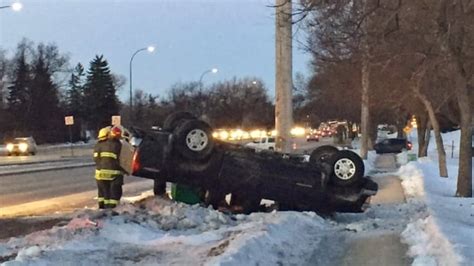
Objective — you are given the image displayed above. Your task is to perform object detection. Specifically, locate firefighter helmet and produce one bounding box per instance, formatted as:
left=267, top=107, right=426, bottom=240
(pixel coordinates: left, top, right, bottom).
left=98, top=126, right=111, bottom=140
left=110, top=126, right=122, bottom=139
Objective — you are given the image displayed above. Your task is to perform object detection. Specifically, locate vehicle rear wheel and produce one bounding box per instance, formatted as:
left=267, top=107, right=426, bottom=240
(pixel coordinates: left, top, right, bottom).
left=329, top=150, right=364, bottom=187
left=174, top=119, right=214, bottom=160
left=163, top=111, right=196, bottom=131
left=309, top=145, right=339, bottom=166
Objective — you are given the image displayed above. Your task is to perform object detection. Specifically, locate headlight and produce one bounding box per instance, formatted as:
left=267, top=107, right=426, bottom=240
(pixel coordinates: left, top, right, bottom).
left=19, top=143, right=28, bottom=152
left=6, top=143, right=14, bottom=151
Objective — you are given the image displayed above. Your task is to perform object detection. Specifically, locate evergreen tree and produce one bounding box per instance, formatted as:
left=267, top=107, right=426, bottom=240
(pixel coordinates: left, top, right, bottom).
left=66, top=63, right=85, bottom=116
left=83, top=55, right=120, bottom=131
left=8, top=48, right=31, bottom=131
left=0, top=49, right=9, bottom=110
left=28, top=46, right=62, bottom=140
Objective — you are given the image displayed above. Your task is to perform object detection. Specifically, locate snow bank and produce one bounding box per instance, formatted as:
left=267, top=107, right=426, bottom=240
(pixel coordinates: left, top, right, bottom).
left=396, top=131, right=473, bottom=266
left=0, top=198, right=329, bottom=265
left=208, top=212, right=327, bottom=265
left=397, top=162, right=425, bottom=199
left=402, top=216, right=460, bottom=266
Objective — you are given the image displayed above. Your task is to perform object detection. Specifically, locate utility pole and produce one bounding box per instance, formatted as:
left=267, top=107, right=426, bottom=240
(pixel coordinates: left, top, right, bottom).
left=360, top=0, right=370, bottom=159
left=275, top=0, right=293, bottom=153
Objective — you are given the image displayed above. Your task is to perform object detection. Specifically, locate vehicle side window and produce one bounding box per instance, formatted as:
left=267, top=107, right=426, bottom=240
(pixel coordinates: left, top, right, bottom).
left=268, top=137, right=275, bottom=143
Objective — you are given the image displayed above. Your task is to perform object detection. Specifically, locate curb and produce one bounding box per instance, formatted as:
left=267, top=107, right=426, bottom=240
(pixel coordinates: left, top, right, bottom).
left=0, top=159, right=71, bottom=167
left=0, top=162, right=95, bottom=176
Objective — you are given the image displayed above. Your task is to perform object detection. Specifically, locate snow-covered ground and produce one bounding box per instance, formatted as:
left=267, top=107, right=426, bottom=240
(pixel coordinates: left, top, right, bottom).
left=0, top=196, right=332, bottom=265
left=0, top=130, right=472, bottom=265
left=397, top=130, right=474, bottom=266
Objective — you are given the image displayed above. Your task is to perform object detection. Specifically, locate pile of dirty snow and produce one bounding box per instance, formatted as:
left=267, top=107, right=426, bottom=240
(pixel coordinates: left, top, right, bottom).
left=0, top=197, right=330, bottom=265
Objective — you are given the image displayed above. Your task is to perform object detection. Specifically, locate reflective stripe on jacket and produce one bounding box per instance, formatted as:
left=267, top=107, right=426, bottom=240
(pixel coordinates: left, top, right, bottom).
left=93, top=138, right=123, bottom=180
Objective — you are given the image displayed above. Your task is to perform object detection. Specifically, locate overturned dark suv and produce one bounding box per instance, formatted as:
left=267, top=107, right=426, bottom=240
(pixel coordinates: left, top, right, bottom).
left=129, top=112, right=378, bottom=213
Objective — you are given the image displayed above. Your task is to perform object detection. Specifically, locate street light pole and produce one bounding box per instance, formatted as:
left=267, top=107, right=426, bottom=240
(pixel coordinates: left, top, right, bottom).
left=129, top=46, right=154, bottom=125
left=198, top=68, right=218, bottom=90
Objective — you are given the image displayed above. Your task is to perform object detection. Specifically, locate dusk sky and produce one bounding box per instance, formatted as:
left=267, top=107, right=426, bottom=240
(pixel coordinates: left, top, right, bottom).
left=0, top=0, right=311, bottom=101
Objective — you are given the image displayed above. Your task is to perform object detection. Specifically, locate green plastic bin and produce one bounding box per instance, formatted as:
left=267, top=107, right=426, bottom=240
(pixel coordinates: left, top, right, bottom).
left=407, top=153, right=417, bottom=162
left=171, top=183, right=203, bottom=204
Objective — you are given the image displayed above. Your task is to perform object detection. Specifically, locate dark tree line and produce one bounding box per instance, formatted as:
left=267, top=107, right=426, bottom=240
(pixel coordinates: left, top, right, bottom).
left=120, top=77, right=275, bottom=130
left=1, top=39, right=275, bottom=145
left=0, top=39, right=121, bottom=143
left=293, top=0, right=473, bottom=197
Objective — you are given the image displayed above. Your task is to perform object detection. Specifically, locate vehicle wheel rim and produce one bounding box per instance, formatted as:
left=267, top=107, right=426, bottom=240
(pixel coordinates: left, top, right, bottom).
left=186, top=129, right=209, bottom=151
left=334, top=158, right=356, bottom=180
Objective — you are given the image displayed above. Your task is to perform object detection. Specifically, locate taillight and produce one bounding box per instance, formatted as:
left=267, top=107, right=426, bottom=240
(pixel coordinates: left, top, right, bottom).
left=407, top=142, right=413, bottom=150
left=132, top=150, right=140, bottom=174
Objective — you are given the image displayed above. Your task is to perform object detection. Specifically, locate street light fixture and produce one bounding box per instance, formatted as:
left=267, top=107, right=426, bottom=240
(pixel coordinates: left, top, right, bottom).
left=199, top=68, right=218, bottom=89
left=129, top=45, right=155, bottom=124
left=147, top=46, right=155, bottom=53
left=0, top=2, right=23, bottom=11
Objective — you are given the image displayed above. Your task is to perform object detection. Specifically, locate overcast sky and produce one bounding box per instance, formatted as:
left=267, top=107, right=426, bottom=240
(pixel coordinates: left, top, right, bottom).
left=0, top=0, right=311, bottom=101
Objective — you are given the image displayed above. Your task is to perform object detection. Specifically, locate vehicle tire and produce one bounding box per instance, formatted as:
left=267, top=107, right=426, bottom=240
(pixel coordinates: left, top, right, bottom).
left=174, top=119, right=214, bottom=160
left=309, top=145, right=339, bottom=166
left=163, top=111, right=196, bottom=132
left=329, top=150, right=364, bottom=187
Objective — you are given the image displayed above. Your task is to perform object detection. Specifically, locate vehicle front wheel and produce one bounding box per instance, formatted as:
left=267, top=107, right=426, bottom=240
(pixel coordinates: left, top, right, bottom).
left=174, top=119, right=215, bottom=160
left=329, top=150, right=364, bottom=187
left=309, top=145, right=339, bottom=166
left=162, top=111, right=196, bottom=132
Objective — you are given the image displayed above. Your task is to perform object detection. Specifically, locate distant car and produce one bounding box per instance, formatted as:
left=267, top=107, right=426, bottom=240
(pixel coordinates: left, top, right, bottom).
left=306, top=132, right=320, bottom=142
left=6, top=137, right=37, bottom=156
left=322, top=130, right=334, bottom=137
left=245, top=136, right=276, bottom=151
left=374, top=138, right=412, bottom=154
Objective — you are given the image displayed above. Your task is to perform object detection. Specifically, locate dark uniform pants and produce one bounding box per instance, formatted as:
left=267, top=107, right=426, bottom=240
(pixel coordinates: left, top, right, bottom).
left=97, top=175, right=123, bottom=209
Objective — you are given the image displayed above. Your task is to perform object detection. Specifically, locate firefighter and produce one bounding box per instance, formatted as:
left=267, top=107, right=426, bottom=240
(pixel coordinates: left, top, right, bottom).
left=93, top=126, right=124, bottom=209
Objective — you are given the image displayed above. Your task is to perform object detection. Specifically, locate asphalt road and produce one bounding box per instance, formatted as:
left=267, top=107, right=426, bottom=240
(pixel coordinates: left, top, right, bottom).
left=0, top=166, right=152, bottom=210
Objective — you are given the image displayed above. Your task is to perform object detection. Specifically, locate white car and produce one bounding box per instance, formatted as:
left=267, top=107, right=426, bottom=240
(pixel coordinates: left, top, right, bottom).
left=245, top=137, right=276, bottom=151
left=6, top=137, right=37, bottom=156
